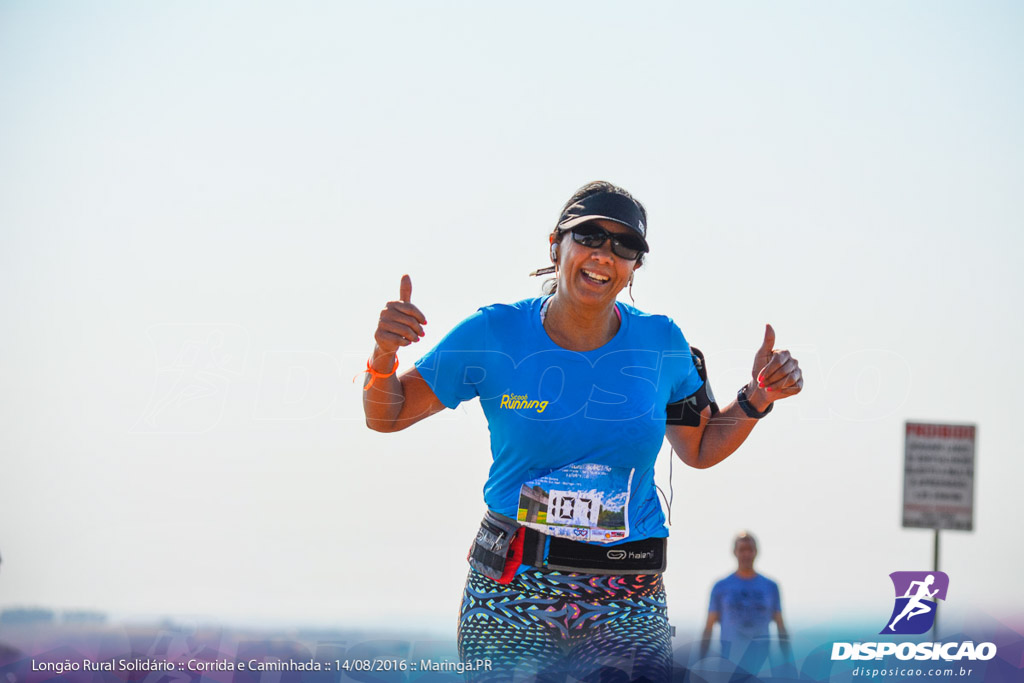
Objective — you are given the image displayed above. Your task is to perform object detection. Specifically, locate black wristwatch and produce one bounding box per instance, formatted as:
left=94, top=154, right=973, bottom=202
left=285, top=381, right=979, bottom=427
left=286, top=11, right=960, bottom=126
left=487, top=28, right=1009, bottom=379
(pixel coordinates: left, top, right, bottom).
left=737, top=385, right=773, bottom=419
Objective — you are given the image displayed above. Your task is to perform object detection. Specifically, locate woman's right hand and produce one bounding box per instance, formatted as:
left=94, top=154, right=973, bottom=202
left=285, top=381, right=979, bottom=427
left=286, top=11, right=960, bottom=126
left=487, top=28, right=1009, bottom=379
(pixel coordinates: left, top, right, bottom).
left=373, top=274, right=428, bottom=357
left=365, top=274, right=444, bottom=432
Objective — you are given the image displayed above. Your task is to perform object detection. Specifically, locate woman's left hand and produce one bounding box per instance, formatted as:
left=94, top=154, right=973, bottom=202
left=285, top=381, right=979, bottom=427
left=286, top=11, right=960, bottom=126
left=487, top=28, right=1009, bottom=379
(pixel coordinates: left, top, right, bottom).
left=749, top=324, right=803, bottom=406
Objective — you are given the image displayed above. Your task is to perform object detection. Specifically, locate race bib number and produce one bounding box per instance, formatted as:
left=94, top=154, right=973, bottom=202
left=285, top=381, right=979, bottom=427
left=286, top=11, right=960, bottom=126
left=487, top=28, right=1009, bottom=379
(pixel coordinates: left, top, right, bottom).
left=516, top=463, right=634, bottom=544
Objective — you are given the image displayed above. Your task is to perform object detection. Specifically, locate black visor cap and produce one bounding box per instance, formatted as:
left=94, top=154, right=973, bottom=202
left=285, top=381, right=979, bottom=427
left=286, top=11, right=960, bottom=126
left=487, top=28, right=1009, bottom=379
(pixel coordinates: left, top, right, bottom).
left=557, top=192, right=648, bottom=252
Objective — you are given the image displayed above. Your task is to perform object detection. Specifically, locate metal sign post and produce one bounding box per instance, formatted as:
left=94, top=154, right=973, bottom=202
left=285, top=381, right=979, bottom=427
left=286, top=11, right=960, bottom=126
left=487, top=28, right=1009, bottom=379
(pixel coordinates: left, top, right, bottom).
left=902, top=422, right=976, bottom=639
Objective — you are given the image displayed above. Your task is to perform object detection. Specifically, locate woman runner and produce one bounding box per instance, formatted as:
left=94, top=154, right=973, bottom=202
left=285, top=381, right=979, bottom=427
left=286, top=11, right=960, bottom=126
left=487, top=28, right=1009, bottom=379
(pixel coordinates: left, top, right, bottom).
left=362, top=181, right=803, bottom=682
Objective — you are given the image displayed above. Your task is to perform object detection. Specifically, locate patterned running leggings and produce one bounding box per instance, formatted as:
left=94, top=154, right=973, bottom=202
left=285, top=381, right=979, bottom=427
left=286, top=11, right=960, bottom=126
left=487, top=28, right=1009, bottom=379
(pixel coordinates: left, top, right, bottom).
left=458, top=567, right=673, bottom=682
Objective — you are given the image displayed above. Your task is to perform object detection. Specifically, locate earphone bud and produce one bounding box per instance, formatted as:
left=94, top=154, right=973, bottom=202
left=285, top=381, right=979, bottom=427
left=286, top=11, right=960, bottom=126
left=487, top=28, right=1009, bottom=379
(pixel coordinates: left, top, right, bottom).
left=550, top=243, right=559, bottom=262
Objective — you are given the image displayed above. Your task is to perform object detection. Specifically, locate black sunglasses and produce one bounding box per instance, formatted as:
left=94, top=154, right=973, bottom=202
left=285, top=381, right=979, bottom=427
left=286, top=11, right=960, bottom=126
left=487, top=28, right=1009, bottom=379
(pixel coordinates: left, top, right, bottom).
left=565, top=224, right=647, bottom=260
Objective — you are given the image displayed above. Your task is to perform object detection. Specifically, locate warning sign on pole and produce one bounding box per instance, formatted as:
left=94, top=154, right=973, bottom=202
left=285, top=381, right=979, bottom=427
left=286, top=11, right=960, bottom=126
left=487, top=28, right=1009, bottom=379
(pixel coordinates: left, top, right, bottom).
left=902, top=422, right=976, bottom=531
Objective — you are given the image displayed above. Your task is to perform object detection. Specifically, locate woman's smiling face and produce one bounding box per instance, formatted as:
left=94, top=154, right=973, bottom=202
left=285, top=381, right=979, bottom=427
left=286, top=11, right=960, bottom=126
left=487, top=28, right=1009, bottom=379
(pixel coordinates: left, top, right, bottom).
left=553, top=219, right=643, bottom=307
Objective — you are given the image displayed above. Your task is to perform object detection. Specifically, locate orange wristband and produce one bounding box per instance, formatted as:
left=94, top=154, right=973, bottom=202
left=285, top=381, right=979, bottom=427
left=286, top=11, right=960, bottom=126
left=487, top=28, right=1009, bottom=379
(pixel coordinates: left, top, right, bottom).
left=362, top=356, right=399, bottom=390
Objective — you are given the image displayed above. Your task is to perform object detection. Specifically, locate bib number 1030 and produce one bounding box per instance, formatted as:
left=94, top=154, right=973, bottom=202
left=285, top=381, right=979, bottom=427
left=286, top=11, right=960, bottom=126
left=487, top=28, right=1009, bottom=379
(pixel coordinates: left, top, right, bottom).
left=548, top=490, right=602, bottom=527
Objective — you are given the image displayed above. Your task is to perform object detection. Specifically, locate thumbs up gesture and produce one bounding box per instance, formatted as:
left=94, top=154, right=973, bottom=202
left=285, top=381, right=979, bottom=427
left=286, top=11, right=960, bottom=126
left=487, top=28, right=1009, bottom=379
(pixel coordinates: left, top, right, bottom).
left=374, top=274, right=428, bottom=356
left=749, top=324, right=803, bottom=406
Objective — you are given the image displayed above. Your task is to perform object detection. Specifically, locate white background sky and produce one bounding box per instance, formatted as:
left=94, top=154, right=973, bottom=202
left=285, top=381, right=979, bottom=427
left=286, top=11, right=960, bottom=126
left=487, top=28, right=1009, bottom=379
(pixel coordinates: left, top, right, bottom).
left=2, top=2, right=1022, bottom=640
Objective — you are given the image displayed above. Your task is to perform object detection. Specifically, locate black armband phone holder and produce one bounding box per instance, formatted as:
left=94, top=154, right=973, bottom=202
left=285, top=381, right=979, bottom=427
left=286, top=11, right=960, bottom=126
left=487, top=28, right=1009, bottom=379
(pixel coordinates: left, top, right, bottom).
left=665, top=346, right=719, bottom=427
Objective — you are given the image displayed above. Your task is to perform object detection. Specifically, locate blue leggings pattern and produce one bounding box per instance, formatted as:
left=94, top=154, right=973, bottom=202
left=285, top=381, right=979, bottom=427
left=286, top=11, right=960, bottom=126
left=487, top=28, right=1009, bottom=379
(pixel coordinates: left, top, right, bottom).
left=458, top=568, right=672, bottom=682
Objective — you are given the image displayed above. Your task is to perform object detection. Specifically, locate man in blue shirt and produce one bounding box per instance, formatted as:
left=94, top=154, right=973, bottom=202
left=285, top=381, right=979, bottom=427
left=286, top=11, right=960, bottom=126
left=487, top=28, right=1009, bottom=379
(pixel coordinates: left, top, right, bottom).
left=700, top=532, right=790, bottom=678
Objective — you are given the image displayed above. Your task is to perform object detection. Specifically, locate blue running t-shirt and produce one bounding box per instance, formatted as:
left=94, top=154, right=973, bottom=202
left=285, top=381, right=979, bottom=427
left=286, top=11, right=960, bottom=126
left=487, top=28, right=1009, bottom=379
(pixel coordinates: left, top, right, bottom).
left=414, top=296, right=702, bottom=544
left=709, top=573, right=781, bottom=653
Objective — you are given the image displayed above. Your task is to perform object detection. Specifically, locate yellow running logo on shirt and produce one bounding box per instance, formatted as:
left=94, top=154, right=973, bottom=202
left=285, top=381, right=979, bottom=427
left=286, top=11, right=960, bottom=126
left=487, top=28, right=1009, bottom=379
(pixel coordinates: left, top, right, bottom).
left=500, top=394, right=549, bottom=413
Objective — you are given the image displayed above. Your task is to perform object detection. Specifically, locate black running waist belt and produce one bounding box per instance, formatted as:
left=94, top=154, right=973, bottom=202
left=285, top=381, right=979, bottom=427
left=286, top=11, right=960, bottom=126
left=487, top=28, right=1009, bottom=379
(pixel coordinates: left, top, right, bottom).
left=521, top=527, right=667, bottom=574
left=468, top=512, right=668, bottom=578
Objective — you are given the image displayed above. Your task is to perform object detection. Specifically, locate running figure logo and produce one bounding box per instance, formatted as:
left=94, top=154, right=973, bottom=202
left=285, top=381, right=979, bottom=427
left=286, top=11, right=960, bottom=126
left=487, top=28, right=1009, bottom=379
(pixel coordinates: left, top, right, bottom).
left=880, top=571, right=949, bottom=635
